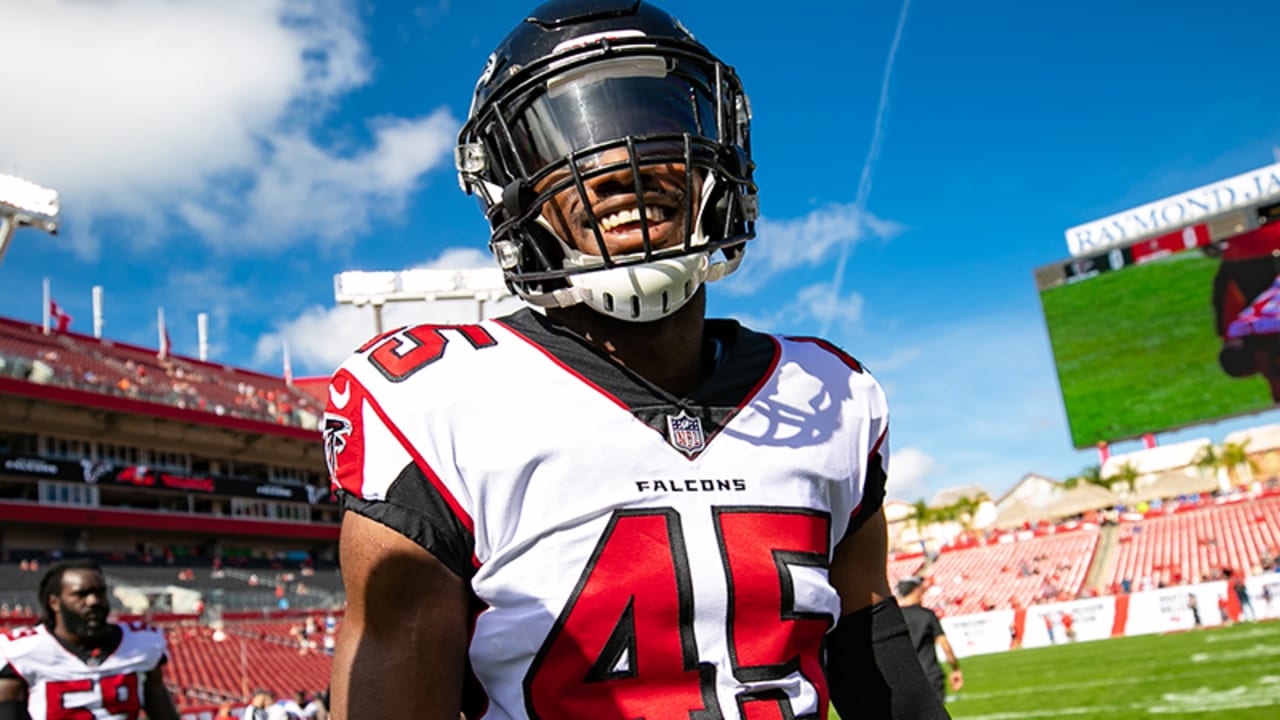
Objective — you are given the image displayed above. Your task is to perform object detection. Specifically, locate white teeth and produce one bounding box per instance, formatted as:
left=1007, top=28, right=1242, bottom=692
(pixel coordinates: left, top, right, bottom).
left=599, top=205, right=665, bottom=232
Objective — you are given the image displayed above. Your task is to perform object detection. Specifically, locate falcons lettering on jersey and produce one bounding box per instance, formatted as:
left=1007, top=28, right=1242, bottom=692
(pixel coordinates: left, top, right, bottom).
left=330, top=310, right=890, bottom=719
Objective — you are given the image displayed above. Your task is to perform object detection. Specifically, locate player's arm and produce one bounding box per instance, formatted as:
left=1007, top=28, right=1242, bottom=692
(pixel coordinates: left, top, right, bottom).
left=936, top=634, right=964, bottom=691
left=141, top=665, right=180, bottom=720
left=825, top=509, right=950, bottom=719
left=0, top=674, right=31, bottom=720
left=329, top=511, right=470, bottom=720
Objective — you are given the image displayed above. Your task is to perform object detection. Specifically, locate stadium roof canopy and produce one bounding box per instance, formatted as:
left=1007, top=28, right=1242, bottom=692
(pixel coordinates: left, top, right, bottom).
left=929, top=483, right=992, bottom=508
left=1225, top=423, right=1280, bottom=453
left=1130, top=469, right=1219, bottom=503
left=1045, top=482, right=1119, bottom=520
left=1102, top=438, right=1212, bottom=478
left=991, top=498, right=1042, bottom=530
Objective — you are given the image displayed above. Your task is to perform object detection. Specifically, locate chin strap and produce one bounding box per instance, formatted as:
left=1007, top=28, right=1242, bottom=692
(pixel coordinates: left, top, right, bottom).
left=517, top=248, right=743, bottom=321
left=518, top=285, right=585, bottom=310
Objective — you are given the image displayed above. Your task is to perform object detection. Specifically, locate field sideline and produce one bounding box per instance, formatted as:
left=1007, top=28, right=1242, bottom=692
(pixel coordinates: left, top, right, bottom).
left=833, top=620, right=1280, bottom=719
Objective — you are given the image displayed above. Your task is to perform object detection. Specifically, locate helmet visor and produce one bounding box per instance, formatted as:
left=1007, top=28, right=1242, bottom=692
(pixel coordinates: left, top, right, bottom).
left=508, top=57, right=719, bottom=173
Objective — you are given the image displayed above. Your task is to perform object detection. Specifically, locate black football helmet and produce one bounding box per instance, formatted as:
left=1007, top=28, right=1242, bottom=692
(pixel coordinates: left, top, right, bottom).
left=455, top=0, right=757, bottom=322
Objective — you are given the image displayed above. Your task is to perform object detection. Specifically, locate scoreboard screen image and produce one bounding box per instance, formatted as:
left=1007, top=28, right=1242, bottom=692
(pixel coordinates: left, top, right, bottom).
left=1037, top=215, right=1280, bottom=449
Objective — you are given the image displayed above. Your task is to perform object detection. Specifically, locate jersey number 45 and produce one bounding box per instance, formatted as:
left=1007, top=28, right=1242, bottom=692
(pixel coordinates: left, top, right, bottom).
left=524, top=507, right=832, bottom=719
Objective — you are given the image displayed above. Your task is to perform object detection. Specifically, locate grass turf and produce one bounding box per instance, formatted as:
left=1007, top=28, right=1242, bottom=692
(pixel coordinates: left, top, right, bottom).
left=1039, top=252, right=1279, bottom=448
left=829, top=620, right=1280, bottom=719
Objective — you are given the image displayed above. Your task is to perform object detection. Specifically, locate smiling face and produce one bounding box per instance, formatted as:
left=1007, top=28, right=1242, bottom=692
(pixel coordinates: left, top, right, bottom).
left=459, top=26, right=756, bottom=321
left=51, top=568, right=111, bottom=641
left=537, top=145, right=700, bottom=260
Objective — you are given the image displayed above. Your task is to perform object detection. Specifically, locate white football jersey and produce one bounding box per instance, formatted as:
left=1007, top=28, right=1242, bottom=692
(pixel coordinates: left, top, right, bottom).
left=325, top=309, right=889, bottom=720
left=0, top=622, right=167, bottom=720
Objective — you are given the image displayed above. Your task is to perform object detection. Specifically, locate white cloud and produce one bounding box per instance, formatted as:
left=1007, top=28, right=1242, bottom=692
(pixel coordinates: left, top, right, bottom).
left=0, top=0, right=456, bottom=258
left=734, top=282, right=864, bottom=335
left=888, top=446, right=940, bottom=501
left=255, top=247, right=525, bottom=374
left=727, top=202, right=904, bottom=294
left=180, top=109, right=459, bottom=250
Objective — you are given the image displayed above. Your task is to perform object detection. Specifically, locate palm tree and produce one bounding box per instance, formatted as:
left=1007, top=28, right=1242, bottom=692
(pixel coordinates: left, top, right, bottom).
left=1106, top=461, right=1140, bottom=494
left=910, top=499, right=932, bottom=533
left=948, top=493, right=989, bottom=531
left=1218, top=440, right=1259, bottom=488
left=1196, top=442, right=1228, bottom=492
left=1194, top=441, right=1260, bottom=491
left=1064, top=464, right=1102, bottom=489
left=1193, top=443, right=1222, bottom=478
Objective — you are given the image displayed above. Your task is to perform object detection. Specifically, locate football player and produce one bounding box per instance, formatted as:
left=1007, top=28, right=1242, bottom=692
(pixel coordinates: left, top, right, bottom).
left=1210, top=221, right=1280, bottom=399
left=325, top=1, right=948, bottom=718
left=0, top=559, right=179, bottom=720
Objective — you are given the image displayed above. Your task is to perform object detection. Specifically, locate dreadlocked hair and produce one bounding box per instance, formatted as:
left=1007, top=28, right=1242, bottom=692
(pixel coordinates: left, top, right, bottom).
left=37, top=558, right=103, bottom=629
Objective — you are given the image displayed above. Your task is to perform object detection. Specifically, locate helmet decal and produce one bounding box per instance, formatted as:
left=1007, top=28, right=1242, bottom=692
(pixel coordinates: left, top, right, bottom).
left=551, top=28, right=647, bottom=54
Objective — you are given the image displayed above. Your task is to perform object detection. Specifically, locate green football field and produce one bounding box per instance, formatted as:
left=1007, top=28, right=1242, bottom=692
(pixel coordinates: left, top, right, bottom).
left=836, top=620, right=1280, bottom=719
left=1039, top=252, right=1279, bottom=448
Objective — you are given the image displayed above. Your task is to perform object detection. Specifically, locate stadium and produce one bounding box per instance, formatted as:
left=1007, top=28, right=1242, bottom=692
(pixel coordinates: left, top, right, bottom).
left=4, top=294, right=1280, bottom=719
left=2, top=4, right=1280, bottom=717
left=0, top=306, right=340, bottom=718
left=4, top=168, right=1280, bottom=719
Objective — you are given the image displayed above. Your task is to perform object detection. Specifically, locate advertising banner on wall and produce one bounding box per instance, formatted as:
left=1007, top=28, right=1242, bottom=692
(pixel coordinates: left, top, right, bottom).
left=939, top=577, right=1268, bottom=658
left=940, top=609, right=1016, bottom=657
left=1021, top=596, right=1117, bottom=649
left=1123, top=582, right=1228, bottom=636
left=0, top=450, right=334, bottom=504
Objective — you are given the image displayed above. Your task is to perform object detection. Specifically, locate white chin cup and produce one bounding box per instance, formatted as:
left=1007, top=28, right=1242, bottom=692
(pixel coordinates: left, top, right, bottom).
left=568, top=254, right=710, bottom=322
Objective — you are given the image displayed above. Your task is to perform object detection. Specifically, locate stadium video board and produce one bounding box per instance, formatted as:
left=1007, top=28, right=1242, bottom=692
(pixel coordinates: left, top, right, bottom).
left=1038, top=161, right=1280, bottom=448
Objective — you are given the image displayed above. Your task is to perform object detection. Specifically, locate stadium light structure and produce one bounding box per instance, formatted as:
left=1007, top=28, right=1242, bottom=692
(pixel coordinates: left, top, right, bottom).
left=0, top=172, right=61, bottom=267
left=334, top=267, right=513, bottom=335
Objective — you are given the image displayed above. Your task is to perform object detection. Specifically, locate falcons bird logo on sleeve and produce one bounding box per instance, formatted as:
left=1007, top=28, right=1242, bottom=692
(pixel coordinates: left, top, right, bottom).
left=323, top=414, right=353, bottom=483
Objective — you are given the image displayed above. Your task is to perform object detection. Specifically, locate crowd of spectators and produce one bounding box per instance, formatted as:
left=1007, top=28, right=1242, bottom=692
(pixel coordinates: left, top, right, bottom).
left=0, top=318, right=323, bottom=430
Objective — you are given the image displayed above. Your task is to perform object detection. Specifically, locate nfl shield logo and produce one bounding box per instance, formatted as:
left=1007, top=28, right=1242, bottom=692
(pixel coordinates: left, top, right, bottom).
left=666, top=411, right=705, bottom=456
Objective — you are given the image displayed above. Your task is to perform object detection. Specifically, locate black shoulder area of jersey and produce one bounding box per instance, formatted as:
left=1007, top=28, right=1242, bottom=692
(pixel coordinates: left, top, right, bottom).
left=52, top=623, right=123, bottom=665
left=338, top=461, right=476, bottom=580
left=498, top=309, right=777, bottom=408
left=849, top=448, right=887, bottom=536
left=497, top=309, right=779, bottom=453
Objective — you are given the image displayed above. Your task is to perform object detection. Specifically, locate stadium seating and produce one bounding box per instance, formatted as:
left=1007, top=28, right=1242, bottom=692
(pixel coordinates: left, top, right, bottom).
left=0, top=317, right=321, bottom=429
left=887, top=554, right=928, bottom=588
left=906, top=529, right=1100, bottom=616
left=0, top=556, right=345, bottom=618
left=1103, top=494, right=1280, bottom=589
left=163, top=620, right=334, bottom=707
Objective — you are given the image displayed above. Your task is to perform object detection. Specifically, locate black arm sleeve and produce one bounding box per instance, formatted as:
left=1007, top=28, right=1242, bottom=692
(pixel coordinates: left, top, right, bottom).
left=826, top=597, right=951, bottom=719
left=0, top=700, right=31, bottom=720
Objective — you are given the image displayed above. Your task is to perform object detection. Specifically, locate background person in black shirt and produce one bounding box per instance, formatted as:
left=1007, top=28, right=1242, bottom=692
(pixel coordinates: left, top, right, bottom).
left=897, top=576, right=964, bottom=701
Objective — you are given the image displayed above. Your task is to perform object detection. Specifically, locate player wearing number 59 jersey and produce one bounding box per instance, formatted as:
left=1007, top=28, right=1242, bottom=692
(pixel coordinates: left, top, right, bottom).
left=326, top=1, right=949, bottom=719
left=0, top=559, right=178, bottom=720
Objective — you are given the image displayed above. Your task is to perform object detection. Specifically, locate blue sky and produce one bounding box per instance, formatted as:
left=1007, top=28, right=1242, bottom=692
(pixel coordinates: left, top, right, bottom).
left=4, top=0, right=1280, bottom=503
